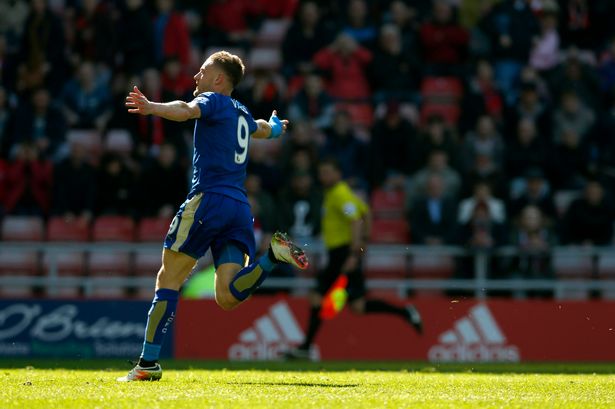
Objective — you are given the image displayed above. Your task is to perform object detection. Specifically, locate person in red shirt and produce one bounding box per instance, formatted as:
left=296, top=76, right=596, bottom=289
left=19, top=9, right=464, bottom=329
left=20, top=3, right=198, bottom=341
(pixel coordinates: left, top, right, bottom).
left=419, top=0, right=469, bottom=76
left=312, top=33, right=372, bottom=101
left=3, top=142, right=52, bottom=216
left=154, top=0, right=191, bottom=67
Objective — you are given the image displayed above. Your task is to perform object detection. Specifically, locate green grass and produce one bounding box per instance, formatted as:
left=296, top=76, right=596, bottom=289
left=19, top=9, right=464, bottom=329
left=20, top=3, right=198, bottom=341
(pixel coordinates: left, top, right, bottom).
left=1, top=360, right=614, bottom=408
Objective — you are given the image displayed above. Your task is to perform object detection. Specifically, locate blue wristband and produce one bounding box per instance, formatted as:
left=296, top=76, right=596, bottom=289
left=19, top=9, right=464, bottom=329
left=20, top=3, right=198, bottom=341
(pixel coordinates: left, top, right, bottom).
left=268, top=114, right=283, bottom=139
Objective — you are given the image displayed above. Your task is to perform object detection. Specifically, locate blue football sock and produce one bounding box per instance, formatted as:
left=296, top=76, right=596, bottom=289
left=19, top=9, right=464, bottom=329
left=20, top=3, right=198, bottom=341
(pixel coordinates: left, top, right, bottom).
left=229, top=253, right=276, bottom=301
left=140, top=288, right=179, bottom=363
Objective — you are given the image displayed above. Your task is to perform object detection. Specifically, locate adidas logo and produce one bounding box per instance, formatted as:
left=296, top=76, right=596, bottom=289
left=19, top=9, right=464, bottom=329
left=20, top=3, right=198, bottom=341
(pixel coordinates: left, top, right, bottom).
left=228, top=301, right=320, bottom=361
left=428, top=304, right=520, bottom=362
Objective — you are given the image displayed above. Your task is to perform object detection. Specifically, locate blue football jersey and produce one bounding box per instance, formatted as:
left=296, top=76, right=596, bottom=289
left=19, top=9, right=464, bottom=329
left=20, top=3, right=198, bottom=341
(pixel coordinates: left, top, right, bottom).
left=190, top=92, right=258, bottom=203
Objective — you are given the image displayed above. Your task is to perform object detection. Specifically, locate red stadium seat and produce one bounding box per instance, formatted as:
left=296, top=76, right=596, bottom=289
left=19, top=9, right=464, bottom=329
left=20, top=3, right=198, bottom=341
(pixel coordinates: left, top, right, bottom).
left=553, top=252, right=593, bottom=299
left=137, top=217, right=172, bottom=242
left=420, top=103, right=460, bottom=126
left=1, top=216, right=44, bottom=241
left=255, top=18, right=291, bottom=46
left=370, top=219, right=410, bottom=244
left=364, top=251, right=407, bottom=278
left=93, top=216, right=135, bottom=242
left=420, top=76, right=463, bottom=103
left=0, top=248, right=40, bottom=296
left=134, top=252, right=161, bottom=276
left=248, top=47, right=282, bottom=70
left=0, top=249, right=40, bottom=275
left=410, top=254, right=455, bottom=280
left=47, top=217, right=90, bottom=241
left=370, top=188, right=406, bottom=219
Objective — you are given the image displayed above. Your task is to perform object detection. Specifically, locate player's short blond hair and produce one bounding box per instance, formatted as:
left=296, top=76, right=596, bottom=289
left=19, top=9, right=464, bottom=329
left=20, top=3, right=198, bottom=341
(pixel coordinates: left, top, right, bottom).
left=209, top=51, right=245, bottom=88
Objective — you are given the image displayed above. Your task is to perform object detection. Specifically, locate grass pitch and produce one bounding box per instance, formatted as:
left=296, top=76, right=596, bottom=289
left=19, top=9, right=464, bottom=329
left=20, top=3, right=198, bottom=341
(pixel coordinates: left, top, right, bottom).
left=1, top=360, right=614, bottom=409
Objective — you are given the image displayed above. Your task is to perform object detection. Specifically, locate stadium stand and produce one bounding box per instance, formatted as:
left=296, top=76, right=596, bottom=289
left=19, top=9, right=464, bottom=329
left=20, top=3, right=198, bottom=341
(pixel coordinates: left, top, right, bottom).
left=2, top=0, right=615, bottom=300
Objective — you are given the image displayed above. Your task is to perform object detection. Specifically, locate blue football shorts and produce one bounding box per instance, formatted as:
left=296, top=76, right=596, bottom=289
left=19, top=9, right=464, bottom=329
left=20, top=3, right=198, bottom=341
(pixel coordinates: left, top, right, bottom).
left=164, top=192, right=256, bottom=267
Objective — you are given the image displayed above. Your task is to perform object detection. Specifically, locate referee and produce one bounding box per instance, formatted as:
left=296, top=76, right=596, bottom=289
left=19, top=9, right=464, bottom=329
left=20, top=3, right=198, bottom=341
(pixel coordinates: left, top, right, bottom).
left=286, top=158, right=423, bottom=359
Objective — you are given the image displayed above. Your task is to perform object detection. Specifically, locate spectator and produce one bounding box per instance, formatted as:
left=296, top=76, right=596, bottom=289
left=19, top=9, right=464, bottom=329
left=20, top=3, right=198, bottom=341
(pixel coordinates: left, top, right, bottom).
left=598, top=36, right=615, bottom=95
left=0, top=0, right=29, bottom=51
left=506, top=118, right=549, bottom=181
left=246, top=173, right=276, bottom=252
left=553, top=90, right=596, bottom=144
left=60, top=62, right=112, bottom=131
left=457, top=199, right=507, bottom=249
left=385, top=0, right=422, bottom=52
left=153, top=0, right=191, bottom=67
left=70, top=0, right=115, bottom=67
left=17, top=0, right=66, bottom=94
left=409, top=174, right=458, bottom=245
left=479, top=0, right=539, bottom=102
left=562, top=179, right=614, bottom=245
left=95, top=153, right=136, bottom=216
left=461, top=153, right=507, bottom=200
left=3, top=141, right=52, bottom=216
left=408, top=150, right=461, bottom=202
left=557, top=0, right=609, bottom=50
left=369, top=24, right=420, bottom=103
left=135, top=68, right=185, bottom=155
left=369, top=101, right=415, bottom=189
left=13, top=87, right=66, bottom=160
left=204, top=0, right=260, bottom=49
left=549, top=50, right=602, bottom=109
left=320, top=110, right=368, bottom=187
left=455, top=200, right=508, bottom=284
left=460, top=59, right=505, bottom=133
left=458, top=181, right=506, bottom=225
left=529, top=6, right=560, bottom=73
left=287, top=73, right=334, bottom=128
left=279, top=121, right=320, bottom=178
left=510, top=205, right=554, bottom=294
left=508, top=167, right=557, bottom=222
left=247, top=141, right=283, bottom=195
left=0, top=86, right=14, bottom=158
left=161, top=57, right=194, bottom=101
left=236, top=69, right=284, bottom=122
left=117, top=0, right=154, bottom=75
left=549, top=126, right=591, bottom=190
left=138, top=143, right=188, bottom=218
left=419, top=0, right=469, bottom=76
left=460, top=115, right=505, bottom=175
left=413, top=114, right=459, bottom=172
left=341, top=0, right=377, bottom=48
left=312, top=33, right=372, bottom=101
left=282, top=1, right=334, bottom=78
left=277, top=170, right=322, bottom=241
left=52, top=143, right=96, bottom=221
left=506, top=80, right=552, bottom=140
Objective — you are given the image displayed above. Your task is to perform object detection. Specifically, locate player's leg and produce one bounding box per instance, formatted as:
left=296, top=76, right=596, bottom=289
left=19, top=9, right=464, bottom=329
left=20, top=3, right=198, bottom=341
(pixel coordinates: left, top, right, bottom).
left=347, top=266, right=423, bottom=334
left=214, top=232, right=308, bottom=310
left=118, top=194, right=205, bottom=382
left=213, top=198, right=308, bottom=310
left=117, top=249, right=196, bottom=382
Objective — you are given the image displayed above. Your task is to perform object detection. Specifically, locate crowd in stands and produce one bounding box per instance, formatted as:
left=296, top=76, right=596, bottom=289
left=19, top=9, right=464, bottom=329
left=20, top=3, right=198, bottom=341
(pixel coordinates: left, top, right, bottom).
left=2, top=0, right=615, bottom=283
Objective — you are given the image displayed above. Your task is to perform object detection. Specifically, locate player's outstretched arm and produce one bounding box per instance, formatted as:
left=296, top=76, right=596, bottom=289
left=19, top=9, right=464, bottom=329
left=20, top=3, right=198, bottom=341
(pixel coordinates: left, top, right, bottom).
left=252, top=110, right=289, bottom=139
left=125, top=86, right=201, bottom=122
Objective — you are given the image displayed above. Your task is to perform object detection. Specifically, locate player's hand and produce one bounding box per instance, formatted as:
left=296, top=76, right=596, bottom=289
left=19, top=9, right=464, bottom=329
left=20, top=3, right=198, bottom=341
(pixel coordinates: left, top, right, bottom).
left=268, top=110, right=289, bottom=139
left=125, top=86, right=153, bottom=115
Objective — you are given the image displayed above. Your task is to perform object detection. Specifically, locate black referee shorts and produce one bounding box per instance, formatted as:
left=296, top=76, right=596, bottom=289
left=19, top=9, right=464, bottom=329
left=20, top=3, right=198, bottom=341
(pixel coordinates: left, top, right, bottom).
left=316, top=245, right=366, bottom=302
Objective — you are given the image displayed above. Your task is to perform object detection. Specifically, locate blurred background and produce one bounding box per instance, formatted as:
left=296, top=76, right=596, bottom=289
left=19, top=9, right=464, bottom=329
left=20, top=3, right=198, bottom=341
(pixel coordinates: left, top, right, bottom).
left=1, top=0, right=615, bottom=361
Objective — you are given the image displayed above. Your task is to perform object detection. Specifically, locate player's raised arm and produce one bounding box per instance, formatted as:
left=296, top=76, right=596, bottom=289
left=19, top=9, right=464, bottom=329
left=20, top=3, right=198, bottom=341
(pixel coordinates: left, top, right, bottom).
left=125, top=86, right=201, bottom=122
left=252, top=110, right=289, bottom=139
